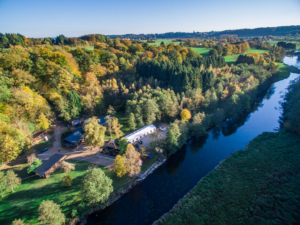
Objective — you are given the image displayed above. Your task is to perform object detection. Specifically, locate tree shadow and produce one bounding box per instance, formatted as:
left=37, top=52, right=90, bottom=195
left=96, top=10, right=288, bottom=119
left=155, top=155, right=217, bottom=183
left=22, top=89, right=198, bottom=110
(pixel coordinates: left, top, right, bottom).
left=165, top=148, right=187, bottom=175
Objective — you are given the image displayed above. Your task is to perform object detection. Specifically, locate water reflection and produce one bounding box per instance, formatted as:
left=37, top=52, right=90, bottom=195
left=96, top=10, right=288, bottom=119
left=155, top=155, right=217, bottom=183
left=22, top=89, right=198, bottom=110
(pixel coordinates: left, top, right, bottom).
left=166, top=148, right=187, bottom=175
left=220, top=113, right=251, bottom=137
left=189, top=135, right=208, bottom=154
left=211, top=126, right=222, bottom=140
left=265, top=85, right=276, bottom=100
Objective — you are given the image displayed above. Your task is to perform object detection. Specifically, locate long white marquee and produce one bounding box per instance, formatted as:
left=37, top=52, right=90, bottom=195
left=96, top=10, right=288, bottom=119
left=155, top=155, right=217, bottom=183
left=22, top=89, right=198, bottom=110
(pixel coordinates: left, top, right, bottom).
left=124, top=124, right=156, bottom=143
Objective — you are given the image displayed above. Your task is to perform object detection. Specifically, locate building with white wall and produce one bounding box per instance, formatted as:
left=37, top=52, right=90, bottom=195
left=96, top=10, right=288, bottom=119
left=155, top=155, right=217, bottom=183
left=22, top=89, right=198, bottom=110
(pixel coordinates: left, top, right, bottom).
left=124, top=124, right=156, bottom=144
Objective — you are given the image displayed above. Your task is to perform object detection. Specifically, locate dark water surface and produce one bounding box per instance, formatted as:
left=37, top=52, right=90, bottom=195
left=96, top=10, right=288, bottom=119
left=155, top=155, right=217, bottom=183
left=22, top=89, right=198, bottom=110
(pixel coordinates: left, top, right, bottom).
left=86, top=56, right=300, bottom=225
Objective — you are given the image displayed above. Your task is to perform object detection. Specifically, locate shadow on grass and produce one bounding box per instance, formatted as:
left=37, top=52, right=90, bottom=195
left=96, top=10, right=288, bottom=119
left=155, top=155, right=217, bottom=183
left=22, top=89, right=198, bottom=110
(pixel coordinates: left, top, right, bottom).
left=0, top=175, right=85, bottom=225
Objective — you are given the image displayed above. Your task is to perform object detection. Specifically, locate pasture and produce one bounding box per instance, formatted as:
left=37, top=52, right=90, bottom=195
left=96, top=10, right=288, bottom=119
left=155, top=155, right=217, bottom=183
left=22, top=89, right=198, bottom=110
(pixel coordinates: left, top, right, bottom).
left=140, top=39, right=180, bottom=46
left=190, top=47, right=212, bottom=56
left=224, top=48, right=269, bottom=65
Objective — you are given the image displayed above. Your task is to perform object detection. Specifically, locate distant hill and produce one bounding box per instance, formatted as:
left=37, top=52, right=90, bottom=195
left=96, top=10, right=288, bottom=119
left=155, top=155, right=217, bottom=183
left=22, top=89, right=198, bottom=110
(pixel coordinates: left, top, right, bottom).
left=107, top=25, right=300, bottom=39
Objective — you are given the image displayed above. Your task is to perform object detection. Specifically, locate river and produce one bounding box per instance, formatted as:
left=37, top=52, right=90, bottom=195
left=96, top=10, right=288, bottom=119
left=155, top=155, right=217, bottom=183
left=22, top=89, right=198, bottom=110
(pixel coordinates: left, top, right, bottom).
left=86, top=55, right=300, bottom=225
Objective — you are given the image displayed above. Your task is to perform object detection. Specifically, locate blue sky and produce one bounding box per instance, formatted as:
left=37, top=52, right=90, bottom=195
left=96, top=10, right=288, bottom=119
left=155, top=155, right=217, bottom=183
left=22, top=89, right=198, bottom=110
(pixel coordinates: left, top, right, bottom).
left=0, top=0, right=299, bottom=37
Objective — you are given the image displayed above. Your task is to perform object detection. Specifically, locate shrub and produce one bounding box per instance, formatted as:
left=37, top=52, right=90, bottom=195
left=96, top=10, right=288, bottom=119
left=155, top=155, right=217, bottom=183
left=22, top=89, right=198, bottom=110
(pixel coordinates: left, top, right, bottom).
left=62, top=175, right=72, bottom=187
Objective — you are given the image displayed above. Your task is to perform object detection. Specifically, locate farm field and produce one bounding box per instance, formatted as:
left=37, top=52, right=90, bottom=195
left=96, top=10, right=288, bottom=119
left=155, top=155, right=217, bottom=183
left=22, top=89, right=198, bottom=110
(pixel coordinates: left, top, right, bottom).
left=190, top=47, right=268, bottom=65
left=224, top=48, right=269, bottom=65
left=140, top=39, right=180, bottom=46
left=0, top=160, right=133, bottom=225
left=190, top=47, right=212, bottom=56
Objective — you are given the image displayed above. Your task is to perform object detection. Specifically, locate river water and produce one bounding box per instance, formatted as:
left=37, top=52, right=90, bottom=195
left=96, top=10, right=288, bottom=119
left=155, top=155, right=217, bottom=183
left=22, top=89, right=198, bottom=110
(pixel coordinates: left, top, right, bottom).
left=86, top=55, right=300, bottom=225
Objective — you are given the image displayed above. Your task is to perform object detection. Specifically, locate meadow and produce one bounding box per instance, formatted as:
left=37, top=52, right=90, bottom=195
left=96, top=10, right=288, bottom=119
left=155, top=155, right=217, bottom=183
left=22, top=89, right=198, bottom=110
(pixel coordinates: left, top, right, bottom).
left=189, top=47, right=212, bottom=56
left=140, top=39, right=180, bottom=46
left=190, top=47, right=269, bottom=65
left=224, top=48, right=269, bottom=65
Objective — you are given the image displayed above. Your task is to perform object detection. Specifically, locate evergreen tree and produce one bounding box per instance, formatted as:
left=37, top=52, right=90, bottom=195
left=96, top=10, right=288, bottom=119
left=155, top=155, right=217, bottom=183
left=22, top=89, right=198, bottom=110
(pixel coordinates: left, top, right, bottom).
left=128, top=113, right=136, bottom=130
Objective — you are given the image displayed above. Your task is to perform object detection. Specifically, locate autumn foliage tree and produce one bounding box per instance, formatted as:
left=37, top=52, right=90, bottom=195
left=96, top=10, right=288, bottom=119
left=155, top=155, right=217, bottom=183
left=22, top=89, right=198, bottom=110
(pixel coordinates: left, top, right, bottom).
left=124, top=144, right=141, bottom=177
left=180, top=109, right=192, bottom=122
left=84, top=117, right=106, bottom=147
left=112, top=117, right=123, bottom=139
left=113, top=155, right=127, bottom=177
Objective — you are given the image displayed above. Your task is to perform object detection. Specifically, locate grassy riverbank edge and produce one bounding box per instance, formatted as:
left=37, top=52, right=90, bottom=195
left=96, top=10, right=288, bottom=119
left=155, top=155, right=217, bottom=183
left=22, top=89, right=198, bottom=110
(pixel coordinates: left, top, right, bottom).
left=154, top=130, right=300, bottom=225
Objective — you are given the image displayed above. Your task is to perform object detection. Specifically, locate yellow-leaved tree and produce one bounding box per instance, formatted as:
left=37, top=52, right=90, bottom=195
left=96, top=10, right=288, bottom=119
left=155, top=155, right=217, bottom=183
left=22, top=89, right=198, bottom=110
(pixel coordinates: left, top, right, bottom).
left=37, top=113, right=50, bottom=130
left=180, top=109, right=191, bottom=122
left=124, top=144, right=141, bottom=177
left=84, top=117, right=106, bottom=147
left=113, top=155, right=127, bottom=177
left=112, top=117, right=123, bottom=139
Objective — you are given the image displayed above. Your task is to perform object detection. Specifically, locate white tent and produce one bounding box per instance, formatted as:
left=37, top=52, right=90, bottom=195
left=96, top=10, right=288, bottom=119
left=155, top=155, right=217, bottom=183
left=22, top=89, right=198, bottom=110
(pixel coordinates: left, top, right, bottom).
left=124, top=124, right=156, bottom=143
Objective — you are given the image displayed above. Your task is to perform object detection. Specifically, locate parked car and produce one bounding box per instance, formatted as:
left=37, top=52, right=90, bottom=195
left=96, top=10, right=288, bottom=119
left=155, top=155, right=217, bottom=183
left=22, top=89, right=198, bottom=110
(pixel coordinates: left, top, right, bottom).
left=40, top=148, right=49, bottom=154
left=146, top=153, right=152, bottom=159
left=159, top=126, right=166, bottom=131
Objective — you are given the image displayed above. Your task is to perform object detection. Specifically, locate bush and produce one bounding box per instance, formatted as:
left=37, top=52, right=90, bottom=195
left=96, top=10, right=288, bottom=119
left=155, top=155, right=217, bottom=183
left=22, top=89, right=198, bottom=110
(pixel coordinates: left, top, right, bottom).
left=27, top=158, right=42, bottom=174
left=62, top=175, right=72, bottom=187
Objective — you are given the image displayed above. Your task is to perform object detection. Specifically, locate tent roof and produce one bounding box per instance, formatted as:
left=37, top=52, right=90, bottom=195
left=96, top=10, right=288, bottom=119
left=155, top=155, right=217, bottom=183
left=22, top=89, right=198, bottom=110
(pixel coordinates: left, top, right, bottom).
left=124, top=124, right=156, bottom=140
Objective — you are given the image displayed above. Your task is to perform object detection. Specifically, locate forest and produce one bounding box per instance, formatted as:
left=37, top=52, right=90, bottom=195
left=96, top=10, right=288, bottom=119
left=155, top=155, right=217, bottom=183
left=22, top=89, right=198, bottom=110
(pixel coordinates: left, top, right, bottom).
left=0, top=32, right=285, bottom=163
left=153, top=56, right=300, bottom=225
left=106, top=25, right=300, bottom=39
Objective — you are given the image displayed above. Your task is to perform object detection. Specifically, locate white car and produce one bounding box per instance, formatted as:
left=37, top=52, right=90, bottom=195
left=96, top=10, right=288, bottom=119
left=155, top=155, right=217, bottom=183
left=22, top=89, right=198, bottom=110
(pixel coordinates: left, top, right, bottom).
left=159, top=127, right=166, bottom=131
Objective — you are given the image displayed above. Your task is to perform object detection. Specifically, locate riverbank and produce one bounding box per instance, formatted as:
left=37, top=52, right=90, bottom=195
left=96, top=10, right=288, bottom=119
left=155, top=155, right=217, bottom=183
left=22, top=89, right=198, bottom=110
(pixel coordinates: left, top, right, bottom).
left=77, top=158, right=167, bottom=224
left=154, top=130, right=300, bottom=225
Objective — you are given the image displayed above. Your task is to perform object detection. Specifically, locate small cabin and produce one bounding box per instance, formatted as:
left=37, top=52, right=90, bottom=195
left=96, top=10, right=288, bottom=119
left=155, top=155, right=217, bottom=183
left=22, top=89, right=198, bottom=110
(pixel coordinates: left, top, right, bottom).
left=63, top=128, right=84, bottom=149
left=33, top=154, right=66, bottom=178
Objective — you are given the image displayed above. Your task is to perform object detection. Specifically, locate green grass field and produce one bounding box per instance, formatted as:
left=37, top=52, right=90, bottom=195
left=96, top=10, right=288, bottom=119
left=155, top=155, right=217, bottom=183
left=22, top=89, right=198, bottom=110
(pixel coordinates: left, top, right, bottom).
left=190, top=48, right=268, bottom=63
left=276, top=62, right=300, bottom=79
left=190, top=47, right=212, bottom=56
left=269, top=40, right=300, bottom=50
left=140, top=39, right=180, bottom=46
left=224, top=48, right=269, bottom=65
left=71, top=46, right=94, bottom=50
left=0, top=160, right=133, bottom=225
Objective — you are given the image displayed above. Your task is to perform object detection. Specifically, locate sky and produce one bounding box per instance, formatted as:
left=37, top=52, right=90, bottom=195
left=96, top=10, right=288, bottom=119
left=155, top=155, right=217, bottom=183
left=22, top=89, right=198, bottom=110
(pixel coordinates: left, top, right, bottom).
left=0, top=0, right=299, bottom=38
